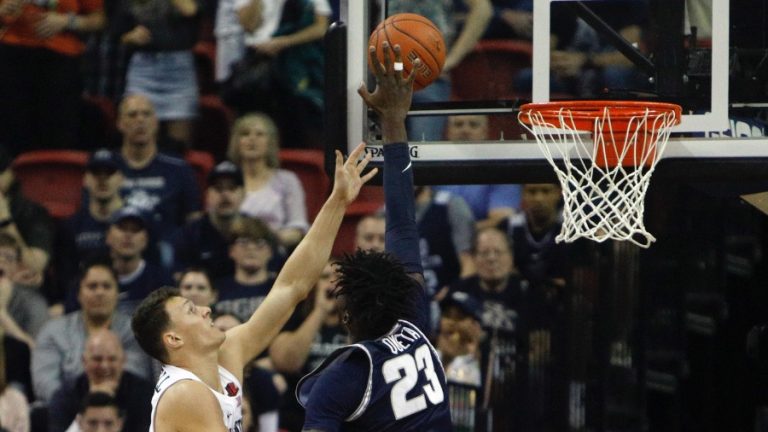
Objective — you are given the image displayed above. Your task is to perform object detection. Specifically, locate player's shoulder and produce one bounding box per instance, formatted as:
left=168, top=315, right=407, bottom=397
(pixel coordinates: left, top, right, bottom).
left=155, top=380, right=224, bottom=430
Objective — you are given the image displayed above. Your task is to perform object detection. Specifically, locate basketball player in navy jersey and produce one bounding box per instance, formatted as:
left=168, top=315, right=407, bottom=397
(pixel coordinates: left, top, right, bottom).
left=130, top=142, right=377, bottom=431
left=297, top=43, right=453, bottom=432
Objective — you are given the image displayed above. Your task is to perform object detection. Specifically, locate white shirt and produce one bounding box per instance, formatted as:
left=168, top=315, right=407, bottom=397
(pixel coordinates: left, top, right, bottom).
left=150, top=364, right=244, bottom=431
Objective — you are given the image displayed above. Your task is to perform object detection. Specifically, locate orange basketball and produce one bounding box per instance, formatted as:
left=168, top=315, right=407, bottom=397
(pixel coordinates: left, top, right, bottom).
left=368, top=13, right=446, bottom=91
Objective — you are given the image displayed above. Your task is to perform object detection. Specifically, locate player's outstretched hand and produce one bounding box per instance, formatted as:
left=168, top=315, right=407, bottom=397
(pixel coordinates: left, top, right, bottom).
left=358, top=42, right=419, bottom=123
left=332, top=142, right=378, bottom=205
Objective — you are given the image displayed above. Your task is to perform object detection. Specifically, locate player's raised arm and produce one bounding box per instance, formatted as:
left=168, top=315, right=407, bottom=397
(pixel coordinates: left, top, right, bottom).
left=358, top=42, right=424, bottom=284
left=219, top=143, right=377, bottom=374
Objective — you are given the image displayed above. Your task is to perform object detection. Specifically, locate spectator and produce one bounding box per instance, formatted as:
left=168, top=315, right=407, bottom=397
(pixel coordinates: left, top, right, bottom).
left=389, top=0, right=492, bottom=141
left=177, top=267, right=218, bottom=307
left=228, top=113, right=308, bottom=249
left=0, top=0, right=105, bottom=155
left=104, top=207, right=173, bottom=314
left=214, top=218, right=278, bottom=322
left=500, top=183, right=568, bottom=289
left=269, top=261, right=347, bottom=431
left=354, top=214, right=385, bottom=252
left=437, top=115, right=522, bottom=230
left=0, top=147, right=54, bottom=289
left=32, top=260, right=150, bottom=401
left=115, top=0, right=202, bottom=150
left=436, top=290, right=484, bottom=431
left=56, top=149, right=125, bottom=305
left=0, top=233, right=48, bottom=348
left=48, top=329, right=152, bottom=432
left=232, top=0, right=331, bottom=148
left=0, top=337, right=29, bottom=432
left=172, top=161, right=247, bottom=279
left=415, top=186, right=476, bottom=291
left=69, top=392, right=123, bottom=432
left=449, top=227, right=537, bottom=430
left=115, top=94, right=202, bottom=264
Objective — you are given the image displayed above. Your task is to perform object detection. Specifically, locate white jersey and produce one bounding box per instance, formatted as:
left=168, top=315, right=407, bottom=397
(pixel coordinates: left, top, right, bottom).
left=150, top=364, right=244, bottom=432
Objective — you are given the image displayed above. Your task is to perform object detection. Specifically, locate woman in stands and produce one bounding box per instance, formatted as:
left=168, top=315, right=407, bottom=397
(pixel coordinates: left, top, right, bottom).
left=227, top=113, right=308, bottom=250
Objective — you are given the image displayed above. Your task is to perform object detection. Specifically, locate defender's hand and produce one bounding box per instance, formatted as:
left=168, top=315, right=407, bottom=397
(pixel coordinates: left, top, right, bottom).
left=358, top=42, right=419, bottom=123
left=331, top=142, right=377, bottom=205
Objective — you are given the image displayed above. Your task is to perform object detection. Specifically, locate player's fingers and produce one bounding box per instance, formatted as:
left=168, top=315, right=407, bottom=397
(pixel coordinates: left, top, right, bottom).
left=360, top=167, right=379, bottom=184
left=381, top=41, right=392, bottom=74
left=356, top=151, right=372, bottom=174
left=347, top=142, right=367, bottom=167
left=334, top=150, right=344, bottom=171
left=405, top=58, right=420, bottom=87
left=368, top=45, right=386, bottom=76
left=392, top=44, right=405, bottom=81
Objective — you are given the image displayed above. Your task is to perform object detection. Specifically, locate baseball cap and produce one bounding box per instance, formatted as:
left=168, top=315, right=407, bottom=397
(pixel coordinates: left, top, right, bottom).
left=440, top=290, right=483, bottom=322
left=87, top=149, right=120, bottom=172
left=208, top=161, right=243, bottom=187
left=110, top=206, right=148, bottom=229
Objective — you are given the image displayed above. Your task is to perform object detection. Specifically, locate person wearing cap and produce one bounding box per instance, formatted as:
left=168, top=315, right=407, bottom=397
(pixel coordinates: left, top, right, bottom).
left=57, top=149, right=126, bottom=307
left=0, top=147, right=54, bottom=289
left=104, top=207, right=172, bottom=314
left=33, top=259, right=152, bottom=402
left=171, top=160, right=249, bottom=280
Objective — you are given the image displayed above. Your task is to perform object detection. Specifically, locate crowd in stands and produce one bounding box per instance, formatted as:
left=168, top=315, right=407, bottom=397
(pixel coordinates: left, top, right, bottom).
left=0, top=0, right=658, bottom=429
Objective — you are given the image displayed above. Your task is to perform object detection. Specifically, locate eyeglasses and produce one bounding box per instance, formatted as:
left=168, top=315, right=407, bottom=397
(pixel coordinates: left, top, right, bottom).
left=234, top=238, right=270, bottom=249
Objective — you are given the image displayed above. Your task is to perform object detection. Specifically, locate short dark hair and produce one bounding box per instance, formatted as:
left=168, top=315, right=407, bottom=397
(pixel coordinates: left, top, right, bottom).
left=177, top=267, right=216, bottom=291
left=229, top=217, right=278, bottom=250
left=78, top=256, right=118, bottom=285
left=131, top=287, right=179, bottom=363
left=78, top=391, right=123, bottom=417
left=334, top=250, right=420, bottom=341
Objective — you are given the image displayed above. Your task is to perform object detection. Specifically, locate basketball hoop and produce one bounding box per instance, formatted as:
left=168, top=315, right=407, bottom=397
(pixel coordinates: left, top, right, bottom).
left=518, top=100, right=681, bottom=248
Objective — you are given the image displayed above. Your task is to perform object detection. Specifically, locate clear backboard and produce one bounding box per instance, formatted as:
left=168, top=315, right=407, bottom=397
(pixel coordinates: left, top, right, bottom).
left=327, top=0, right=768, bottom=184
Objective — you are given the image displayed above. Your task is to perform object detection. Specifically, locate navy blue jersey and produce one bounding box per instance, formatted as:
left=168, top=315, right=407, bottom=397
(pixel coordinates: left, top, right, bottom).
left=117, top=152, right=201, bottom=236
left=298, top=320, right=452, bottom=432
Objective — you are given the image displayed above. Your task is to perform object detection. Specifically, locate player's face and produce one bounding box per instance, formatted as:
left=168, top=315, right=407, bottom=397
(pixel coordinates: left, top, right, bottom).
left=165, top=297, right=225, bottom=351
left=85, top=169, right=123, bottom=201
left=474, top=230, right=513, bottom=283
left=446, top=115, right=489, bottom=141
left=206, top=178, right=244, bottom=218
left=230, top=237, right=272, bottom=272
left=522, top=184, right=561, bottom=222
left=106, top=220, right=148, bottom=259
left=118, top=96, right=158, bottom=146
left=179, top=271, right=217, bottom=307
left=78, top=266, right=119, bottom=321
left=236, top=119, right=271, bottom=162
left=355, top=217, right=385, bottom=252
left=78, top=407, right=123, bottom=432
left=83, top=337, right=125, bottom=386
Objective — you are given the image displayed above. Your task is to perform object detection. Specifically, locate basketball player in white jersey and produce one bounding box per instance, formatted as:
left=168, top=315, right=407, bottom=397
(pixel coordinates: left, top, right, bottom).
left=131, top=142, right=378, bottom=431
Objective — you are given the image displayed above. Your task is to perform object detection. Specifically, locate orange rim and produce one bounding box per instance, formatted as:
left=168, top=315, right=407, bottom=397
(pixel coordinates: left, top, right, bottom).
left=519, top=100, right=682, bottom=128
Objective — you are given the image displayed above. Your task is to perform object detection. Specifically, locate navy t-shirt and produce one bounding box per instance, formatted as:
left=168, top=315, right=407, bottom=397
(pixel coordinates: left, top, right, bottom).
left=117, top=152, right=201, bottom=237
left=298, top=320, right=453, bottom=432
left=213, top=275, right=276, bottom=323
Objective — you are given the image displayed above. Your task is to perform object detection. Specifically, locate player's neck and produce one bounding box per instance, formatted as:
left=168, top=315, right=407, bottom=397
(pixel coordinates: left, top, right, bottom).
left=174, top=352, right=223, bottom=392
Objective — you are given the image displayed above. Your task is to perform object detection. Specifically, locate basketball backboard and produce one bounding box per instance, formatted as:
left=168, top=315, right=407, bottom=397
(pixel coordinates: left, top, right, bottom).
left=329, top=0, right=768, bottom=184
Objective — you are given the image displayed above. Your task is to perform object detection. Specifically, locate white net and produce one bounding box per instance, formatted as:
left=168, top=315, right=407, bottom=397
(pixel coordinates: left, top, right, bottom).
left=518, top=103, right=680, bottom=248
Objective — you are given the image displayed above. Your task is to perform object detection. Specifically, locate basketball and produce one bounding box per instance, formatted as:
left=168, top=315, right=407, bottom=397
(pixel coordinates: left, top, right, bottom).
left=368, top=13, right=446, bottom=91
